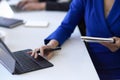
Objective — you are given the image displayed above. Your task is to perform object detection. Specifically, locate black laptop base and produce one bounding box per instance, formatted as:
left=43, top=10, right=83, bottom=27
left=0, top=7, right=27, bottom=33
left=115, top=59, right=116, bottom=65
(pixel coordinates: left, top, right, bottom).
left=12, top=49, right=53, bottom=74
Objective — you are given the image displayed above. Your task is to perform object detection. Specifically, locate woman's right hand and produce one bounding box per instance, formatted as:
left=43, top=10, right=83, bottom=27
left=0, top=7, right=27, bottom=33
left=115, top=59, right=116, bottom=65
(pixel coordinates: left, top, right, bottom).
left=29, top=39, right=59, bottom=60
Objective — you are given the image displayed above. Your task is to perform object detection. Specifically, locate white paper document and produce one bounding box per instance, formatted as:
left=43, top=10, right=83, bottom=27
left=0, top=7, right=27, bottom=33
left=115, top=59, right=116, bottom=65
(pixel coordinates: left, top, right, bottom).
left=25, top=21, right=49, bottom=28
left=81, top=36, right=114, bottom=43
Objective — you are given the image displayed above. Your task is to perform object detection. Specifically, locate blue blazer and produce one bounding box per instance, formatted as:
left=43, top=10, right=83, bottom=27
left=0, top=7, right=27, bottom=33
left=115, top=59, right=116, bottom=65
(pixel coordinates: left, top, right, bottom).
left=45, top=0, right=120, bottom=79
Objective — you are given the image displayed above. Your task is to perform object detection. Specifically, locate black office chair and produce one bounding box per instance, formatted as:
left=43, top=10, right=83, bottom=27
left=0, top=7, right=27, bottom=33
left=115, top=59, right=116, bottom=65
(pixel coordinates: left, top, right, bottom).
left=78, top=20, right=86, bottom=36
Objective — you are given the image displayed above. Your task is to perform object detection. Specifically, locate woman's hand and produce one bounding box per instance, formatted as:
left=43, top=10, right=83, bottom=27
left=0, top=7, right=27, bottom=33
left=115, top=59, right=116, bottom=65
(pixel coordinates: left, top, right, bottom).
left=28, top=39, right=59, bottom=60
left=100, top=37, right=120, bottom=52
left=17, top=0, right=39, bottom=9
left=20, top=2, right=46, bottom=11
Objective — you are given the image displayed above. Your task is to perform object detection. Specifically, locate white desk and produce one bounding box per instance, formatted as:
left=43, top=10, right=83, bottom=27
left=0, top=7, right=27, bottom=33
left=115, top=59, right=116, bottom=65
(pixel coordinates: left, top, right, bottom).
left=0, top=3, right=99, bottom=80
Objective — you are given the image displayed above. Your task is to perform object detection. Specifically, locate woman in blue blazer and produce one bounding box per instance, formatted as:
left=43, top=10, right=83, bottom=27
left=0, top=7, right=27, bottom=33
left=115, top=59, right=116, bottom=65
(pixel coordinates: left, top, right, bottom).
left=30, top=0, right=120, bottom=79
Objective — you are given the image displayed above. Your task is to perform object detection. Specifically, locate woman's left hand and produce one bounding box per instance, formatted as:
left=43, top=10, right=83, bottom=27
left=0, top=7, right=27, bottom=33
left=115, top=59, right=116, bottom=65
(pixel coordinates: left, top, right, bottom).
left=100, top=37, right=120, bottom=52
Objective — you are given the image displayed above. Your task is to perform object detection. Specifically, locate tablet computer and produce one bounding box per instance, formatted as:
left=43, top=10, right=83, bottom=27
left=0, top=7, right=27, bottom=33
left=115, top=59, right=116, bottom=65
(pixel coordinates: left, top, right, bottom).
left=81, top=36, right=114, bottom=43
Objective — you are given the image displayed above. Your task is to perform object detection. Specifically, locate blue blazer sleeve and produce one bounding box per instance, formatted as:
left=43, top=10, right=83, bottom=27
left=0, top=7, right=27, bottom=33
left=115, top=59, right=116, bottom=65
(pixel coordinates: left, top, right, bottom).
left=45, top=0, right=85, bottom=46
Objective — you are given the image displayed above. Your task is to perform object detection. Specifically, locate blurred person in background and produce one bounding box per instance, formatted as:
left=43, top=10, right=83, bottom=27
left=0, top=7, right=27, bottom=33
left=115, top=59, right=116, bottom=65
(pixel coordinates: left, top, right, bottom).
left=17, top=0, right=71, bottom=11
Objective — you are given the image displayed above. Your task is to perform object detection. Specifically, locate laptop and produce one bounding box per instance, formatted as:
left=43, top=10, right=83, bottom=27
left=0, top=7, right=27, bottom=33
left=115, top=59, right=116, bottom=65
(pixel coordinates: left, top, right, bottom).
left=0, top=17, right=24, bottom=28
left=9, top=4, right=39, bottom=13
left=0, top=39, right=53, bottom=74
left=10, top=5, right=26, bottom=12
